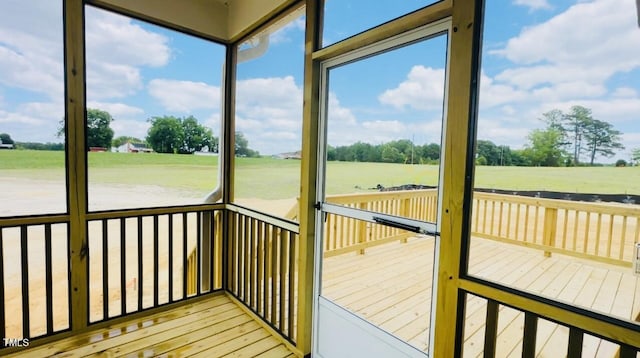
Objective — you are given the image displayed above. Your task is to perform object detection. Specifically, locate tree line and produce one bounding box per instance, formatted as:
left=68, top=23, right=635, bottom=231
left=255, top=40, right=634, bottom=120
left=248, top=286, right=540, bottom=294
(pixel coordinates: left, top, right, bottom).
left=525, top=105, right=624, bottom=166
left=328, top=106, right=628, bottom=167
left=46, top=108, right=259, bottom=156
left=1, top=105, right=634, bottom=164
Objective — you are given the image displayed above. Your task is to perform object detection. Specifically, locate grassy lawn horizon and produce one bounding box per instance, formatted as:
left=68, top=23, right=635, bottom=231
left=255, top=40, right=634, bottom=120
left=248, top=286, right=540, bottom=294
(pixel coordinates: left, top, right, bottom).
left=1, top=150, right=639, bottom=199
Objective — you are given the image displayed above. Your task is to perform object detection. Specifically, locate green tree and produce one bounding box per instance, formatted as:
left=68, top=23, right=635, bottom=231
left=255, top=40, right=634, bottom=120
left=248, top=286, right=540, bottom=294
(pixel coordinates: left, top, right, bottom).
left=562, top=105, right=593, bottom=165
left=235, top=132, right=260, bottom=157
left=112, top=136, right=144, bottom=148
left=0, top=133, right=14, bottom=145
left=86, top=108, right=115, bottom=149
left=146, top=116, right=184, bottom=153
left=420, top=143, right=440, bottom=161
left=476, top=140, right=500, bottom=165
left=632, top=148, right=640, bottom=165
left=181, top=116, right=215, bottom=154
left=524, top=128, right=566, bottom=167
left=582, top=119, right=624, bottom=165
left=57, top=108, right=115, bottom=149
left=381, top=144, right=404, bottom=163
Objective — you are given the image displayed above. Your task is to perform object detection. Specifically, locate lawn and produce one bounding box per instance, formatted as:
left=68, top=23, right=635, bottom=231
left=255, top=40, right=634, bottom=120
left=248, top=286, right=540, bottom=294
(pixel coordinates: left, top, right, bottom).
left=1, top=150, right=639, bottom=200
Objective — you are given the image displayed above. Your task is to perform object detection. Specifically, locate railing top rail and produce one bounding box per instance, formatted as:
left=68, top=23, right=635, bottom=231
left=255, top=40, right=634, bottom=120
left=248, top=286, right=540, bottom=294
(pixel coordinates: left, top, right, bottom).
left=474, top=192, right=640, bottom=216
left=326, top=189, right=438, bottom=204
left=0, top=214, right=70, bottom=227
left=86, top=203, right=225, bottom=220
left=226, top=203, right=300, bottom=234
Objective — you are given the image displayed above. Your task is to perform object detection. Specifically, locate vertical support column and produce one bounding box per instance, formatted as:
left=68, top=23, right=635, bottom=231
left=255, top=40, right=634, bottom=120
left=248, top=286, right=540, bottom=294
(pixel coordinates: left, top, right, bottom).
left=432, top=0, right=484, bottom=357
left=221, top=44, right=238, bottom=291
left=64, top=0, right=89, bottom=332
left=296, top=0, right=323, bottom=355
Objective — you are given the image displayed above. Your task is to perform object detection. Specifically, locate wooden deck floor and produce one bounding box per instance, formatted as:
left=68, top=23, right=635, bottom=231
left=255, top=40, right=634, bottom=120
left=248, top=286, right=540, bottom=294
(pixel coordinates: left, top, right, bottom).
left=321, top=236, right=640, bottom=357
left=5, top=293, right=296, bottom=358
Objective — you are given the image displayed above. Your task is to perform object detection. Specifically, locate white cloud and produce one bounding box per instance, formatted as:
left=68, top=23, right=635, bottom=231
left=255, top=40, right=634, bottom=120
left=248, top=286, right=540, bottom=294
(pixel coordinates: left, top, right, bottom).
left=235, top=76, right=303, bottom=154
left=87, top=101, right=144, bottom=118
left=0, top=101, right=64, bottom=142
left=477, top=0, right=640, bottom=159
left=494, top=0, right=640, bottom=71
left=148, top=79, right=221, bottom=112
left=513, top=0, right=552, bottom=11
left=111, top=119, right=150, bottom=141
left=84, top=7, right=171, bottom=102
left=0, top=1, right=64, bottom=99
left=378, top=66, right=445, bottom=110
left=85, top=7, right=170, bottom=68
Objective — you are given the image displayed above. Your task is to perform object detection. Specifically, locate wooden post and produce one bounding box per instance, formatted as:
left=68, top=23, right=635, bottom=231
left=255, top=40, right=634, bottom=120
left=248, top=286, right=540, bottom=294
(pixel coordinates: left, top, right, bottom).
left=401, top=198, right=410, bottom=243
left=358, top=202, right=367, bottom=254
left=64, top=0, right=89, bottom=332
left=543, top=207, right=558, bottom=257
left=432, top=0, right=483, bottom=357
left=296, top=1, right=323, bottom=355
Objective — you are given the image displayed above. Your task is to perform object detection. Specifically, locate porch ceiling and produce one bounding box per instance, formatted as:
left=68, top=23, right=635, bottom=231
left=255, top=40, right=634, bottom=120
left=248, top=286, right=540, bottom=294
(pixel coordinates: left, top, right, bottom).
left=88, top=0, right=297, bottom=43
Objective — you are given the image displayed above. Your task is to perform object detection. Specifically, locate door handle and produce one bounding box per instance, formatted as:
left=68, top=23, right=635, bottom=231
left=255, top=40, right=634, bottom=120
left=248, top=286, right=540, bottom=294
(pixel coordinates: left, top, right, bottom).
left=373, top=216, right=439, bottom=236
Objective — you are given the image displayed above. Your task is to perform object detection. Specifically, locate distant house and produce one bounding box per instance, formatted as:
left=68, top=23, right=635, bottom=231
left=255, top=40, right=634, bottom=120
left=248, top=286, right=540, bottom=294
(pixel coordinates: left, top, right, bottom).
left=0, top=138, right=14, bottom=149
left=115, top=142, right=153, bottom=153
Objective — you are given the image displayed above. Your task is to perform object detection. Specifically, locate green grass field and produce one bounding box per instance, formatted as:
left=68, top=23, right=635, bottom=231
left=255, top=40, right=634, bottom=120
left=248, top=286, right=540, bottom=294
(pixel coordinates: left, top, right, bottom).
left=1, top=150, right=638, bottom=199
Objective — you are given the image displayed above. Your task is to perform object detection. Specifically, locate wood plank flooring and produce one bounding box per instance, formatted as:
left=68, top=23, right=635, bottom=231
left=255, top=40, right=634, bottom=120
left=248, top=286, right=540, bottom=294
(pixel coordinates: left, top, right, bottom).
left=321, top=236, right=640, bottom=357
left=4, top=293, right=296, bottom=358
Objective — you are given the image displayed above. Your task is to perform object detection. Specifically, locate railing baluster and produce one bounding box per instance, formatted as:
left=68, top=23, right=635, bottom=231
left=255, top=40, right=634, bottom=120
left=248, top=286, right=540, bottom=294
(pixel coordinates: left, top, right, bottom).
left=271, top=225, right=278, bottom=324
left=236, top=214, right=242, bottom=298
left=482, top=199, right=488, bottom=233
left=257, top=221, right=264, bottom=317
left=572, top=210, right=579, bottom=251
left=583, top=212, right=591, bottom=253
left=497, top=201, right=503, bottom=237
left=20, top=225, right=30, bottom=338
left=524, top=205, right=530, bottom=242
left=196, top=212, right=201, bottom=296
left=522, top=312, right=538, bottom=358
left=288, top=231, right=296, bottom=338
left=606, top=214, right=614, bottom=258
left=533, top=206, right=540, bottom=243
left=120, top=218, right=126, bottom=315
left=102, top=219, right=109, bottom=319
left=249, top=217, right=255, bottom=309
left=153, top=215, right=159, bottom=306
left=0, top=228, right=5, bottom=341
left=561, top=208, right=568, bottom=249
left=483, top=299, right=498, bottom=358
left=265, top=223, right=272, bottom=319
left=567, top=327, right=583, bottom=358
left=137, top=217, right=143, bottom=309
left=168, top=215, right=173, bottom=302
left=619, top=216, right=628, bottom=260
left=515, top=204, right=521, bottom=241
left=209, top=211, right=214, bottom=292
left=489, top=201, right=496, bottom=236
left=279, top=229, right=287, bottom=331
left=232, top=213, right=238, bottom=294
left=594, top=213, right=602, bottom=256
left=182, top=213, right=188, bottom=297
left=45, top=224, right=53, bottom=334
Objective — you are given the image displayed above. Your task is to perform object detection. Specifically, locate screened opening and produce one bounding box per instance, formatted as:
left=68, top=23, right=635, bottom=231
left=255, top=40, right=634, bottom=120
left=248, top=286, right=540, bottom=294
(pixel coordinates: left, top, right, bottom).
left=322, top=0, right=442, bottom=47
left=468, top=0, right=640, bottom=328
left=0, top=0, right=66, bottom=217
left=233, top=5, right=305, bottom=220
left=85, top=5, right=224, bottom=212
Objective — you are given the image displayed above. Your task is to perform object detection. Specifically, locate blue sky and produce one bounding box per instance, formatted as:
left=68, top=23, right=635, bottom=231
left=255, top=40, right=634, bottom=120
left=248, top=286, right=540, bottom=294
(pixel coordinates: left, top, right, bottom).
left=1, top=0, right=639, bottom=162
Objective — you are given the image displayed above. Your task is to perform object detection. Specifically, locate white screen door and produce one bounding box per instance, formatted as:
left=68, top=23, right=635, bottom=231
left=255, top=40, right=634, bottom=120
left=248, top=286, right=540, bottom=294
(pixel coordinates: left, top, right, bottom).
left=312, top=19, right=451, bottom=358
